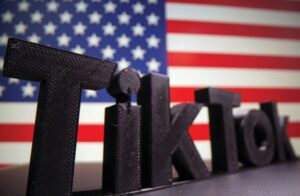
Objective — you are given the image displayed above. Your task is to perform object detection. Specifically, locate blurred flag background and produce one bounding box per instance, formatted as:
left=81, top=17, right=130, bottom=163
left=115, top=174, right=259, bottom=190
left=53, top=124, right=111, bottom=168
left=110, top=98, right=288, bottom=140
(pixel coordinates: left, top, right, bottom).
left=0, top=0, right=300, bottom=168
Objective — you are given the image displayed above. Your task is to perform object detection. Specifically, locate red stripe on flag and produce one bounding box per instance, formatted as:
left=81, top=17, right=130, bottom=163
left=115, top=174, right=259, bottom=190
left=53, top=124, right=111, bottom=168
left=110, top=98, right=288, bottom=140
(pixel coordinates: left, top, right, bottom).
left=288, top=123, right=300, bottom=137
left=167, top=0, right=300, bottom=11
left=189, top=124, right=210, bottom=140
left=170, top=87, right=300, bottom=103
left=0, top=124, right=33, bottom=141
left=0, top=164, right=11, bottom=169
left=1, top=123, right=300, bottom=141
left=77, top=125, right=104, bottom=142
left=191, top=123, right=300, bottom=139
left=167, top=20, right=300, bottom=39
left=168, top=52, right=300, bottom=70
left=0, top=124, right=104, bottom=142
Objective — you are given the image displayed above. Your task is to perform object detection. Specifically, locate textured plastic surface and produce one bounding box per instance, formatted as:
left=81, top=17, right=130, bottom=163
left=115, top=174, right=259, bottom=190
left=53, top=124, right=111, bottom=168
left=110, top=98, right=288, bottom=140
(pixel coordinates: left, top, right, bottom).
left=107, top=68, right=140, bottom=103
left=195, top=88, right=241, bottom=173
left=280, top=116, right=297, bottom=160
left=173, top=133, right=210, bottom=181
left=102, top=104, right=141, bottom=194
left=171, top=104, right=210, bottom=181
left=3, top=38, right=116, bottom=196
left=235, top=110, right=275, bottom=166
left=137, top=74, right=209, bottom=188
left=260, top=102, right=286, bottom=161
left=103, top=68, right=141, bottom=194
left=137, top=73, right=172, bottom=187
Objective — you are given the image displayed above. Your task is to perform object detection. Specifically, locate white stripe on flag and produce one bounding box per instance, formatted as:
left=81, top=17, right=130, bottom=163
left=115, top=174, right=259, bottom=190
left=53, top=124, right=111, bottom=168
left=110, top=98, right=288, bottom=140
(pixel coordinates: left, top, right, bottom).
left=169, top=67, right=300, bottom=88
left=1, top=103, right=300, bottom=124
left=167, top=34, right=300, bottom=57
left=166, top=3, right=300, bottom=27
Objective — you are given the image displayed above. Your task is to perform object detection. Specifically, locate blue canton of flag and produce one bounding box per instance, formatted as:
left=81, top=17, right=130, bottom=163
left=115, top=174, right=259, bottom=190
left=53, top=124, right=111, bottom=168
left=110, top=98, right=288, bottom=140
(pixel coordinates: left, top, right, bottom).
left=0, top=0, right=167, bottom=102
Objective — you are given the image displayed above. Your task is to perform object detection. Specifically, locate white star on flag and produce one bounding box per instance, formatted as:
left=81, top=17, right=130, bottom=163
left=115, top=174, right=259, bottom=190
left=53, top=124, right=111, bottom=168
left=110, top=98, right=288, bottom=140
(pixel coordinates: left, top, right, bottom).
left=0, top=34, right=8, bottom=46
left=71, top=45, right=86, bottom=54
left=60, top=11, right=73, bottom=24
left=47, top=1, right=59, bottom=12
left=85, top=90, right=98, bottom=98
left=27, top=33, right=41, bottom=43
left=87, top=34, right=101, bottom=47
left=0, top=85, right=5, bottom=97
left=0, top=57, right=3, bottom=70
left=146, top=13, right=159, bottom=26
left=2, top=11, right=14, bottom=23
left=15, top=22, right=27, bottom=35
left=31, top=11, right=43, bottom=23
left=89, top=11, right=102, bottom=24
left=104, top=1, right=117, bottom=13
left=148, top=0, right=158, bottom=4
left=102, top=45, right=116, bottom=59
left=57, top=33, right=71, bottom=47
left=132, top=46, right=146, bottom=60
left=8, top=78, right=20, bottom=85
left=118, top=12, right=131, bottom=25
left=132, top=23, right=145, bottom=36
left=146, top=58, right=161, bottom=72
left=18, top=1, right=30, bottom=12
left=44, top=22, right=57, bottom=35
left=118, top=58, right=131, bottom=71
left=21, top=82, right=36, bottom=98
left=76, top=1, right=88, bottom=13
left=146, top=35, right=160, bottom=48
left=117, top=34, right=131, bottom=48
left=132, top=2, right=145, bottom=14
left=103, top=23, right=116, bottom=36
left=73, top=22, right=87, bottom=35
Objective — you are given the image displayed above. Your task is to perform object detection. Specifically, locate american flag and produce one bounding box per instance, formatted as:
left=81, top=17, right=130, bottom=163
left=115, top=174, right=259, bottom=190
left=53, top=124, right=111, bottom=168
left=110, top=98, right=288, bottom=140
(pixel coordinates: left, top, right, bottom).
left=0, top=0, right=300, bottom=168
